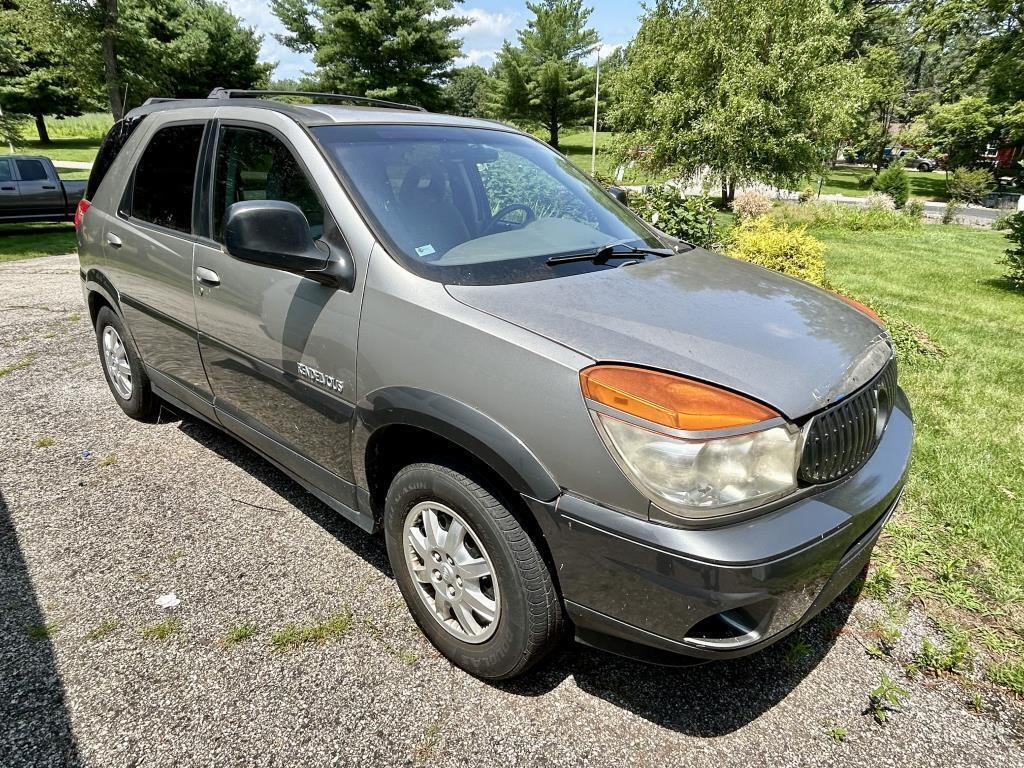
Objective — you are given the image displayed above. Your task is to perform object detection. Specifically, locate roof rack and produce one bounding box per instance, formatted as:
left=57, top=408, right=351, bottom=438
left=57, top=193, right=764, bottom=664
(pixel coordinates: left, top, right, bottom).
left=141, top=97, right=187, bottom=106
left=206, top=88, right=427, bottom=112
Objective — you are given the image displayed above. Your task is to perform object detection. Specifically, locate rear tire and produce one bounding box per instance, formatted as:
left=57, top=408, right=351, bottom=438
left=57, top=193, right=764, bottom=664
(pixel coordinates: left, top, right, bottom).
left=384, top=461, right=564, bottom=680
left=94, top=305, right=158, bottom=421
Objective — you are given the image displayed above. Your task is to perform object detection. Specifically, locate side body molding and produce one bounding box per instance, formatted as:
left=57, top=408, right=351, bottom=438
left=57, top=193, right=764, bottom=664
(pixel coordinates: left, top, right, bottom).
left=354, top=387, right=561, bottom=504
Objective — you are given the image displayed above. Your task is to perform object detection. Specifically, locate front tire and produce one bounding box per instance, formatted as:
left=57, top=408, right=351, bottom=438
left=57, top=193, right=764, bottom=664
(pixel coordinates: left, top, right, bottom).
left=384, top=461, right=564, bottom=680
left=94, top=305, right=158, bottom=421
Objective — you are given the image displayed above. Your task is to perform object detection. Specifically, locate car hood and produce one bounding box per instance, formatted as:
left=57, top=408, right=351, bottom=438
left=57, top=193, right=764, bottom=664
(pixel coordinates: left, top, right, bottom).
left=446, top=249, right=892, bottom=419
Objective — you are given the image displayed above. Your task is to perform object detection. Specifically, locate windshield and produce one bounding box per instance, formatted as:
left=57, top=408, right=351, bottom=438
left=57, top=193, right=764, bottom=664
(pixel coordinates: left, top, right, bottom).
left=311, top=124, right=667, bottom=285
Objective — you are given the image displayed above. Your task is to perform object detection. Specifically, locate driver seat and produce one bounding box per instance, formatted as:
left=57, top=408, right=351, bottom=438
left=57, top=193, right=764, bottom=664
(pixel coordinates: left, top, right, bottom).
left=397, top=163, right=470, bottom=258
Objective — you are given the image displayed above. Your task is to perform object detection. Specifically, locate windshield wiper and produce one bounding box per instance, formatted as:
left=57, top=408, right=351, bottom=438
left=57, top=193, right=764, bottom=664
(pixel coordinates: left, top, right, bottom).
left=545, top=242, right=675, bottom=266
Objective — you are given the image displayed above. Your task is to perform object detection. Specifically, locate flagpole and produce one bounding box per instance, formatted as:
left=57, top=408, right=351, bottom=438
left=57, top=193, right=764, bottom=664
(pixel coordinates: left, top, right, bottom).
left=591, top=47, right=601, bottom=176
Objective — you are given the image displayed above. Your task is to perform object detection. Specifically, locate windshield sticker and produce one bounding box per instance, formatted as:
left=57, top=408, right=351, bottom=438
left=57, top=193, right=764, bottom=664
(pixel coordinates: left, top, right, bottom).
left=415, top=244, right=436, bottom=257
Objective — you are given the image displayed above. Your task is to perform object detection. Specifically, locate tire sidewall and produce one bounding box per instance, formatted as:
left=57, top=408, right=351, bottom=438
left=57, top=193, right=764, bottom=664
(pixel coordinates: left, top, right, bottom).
left=384, top=465, right=536, bottom=679
left=95, top=306, right=153, bottom=420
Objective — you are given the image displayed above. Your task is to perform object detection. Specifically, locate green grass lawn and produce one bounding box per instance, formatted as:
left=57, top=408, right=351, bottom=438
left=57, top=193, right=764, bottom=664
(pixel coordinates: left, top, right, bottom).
left=553, top=129, right=672, bottom=186
left=822, top=225, right=1024, bottom=689
left=818, top=164, right=951, bottom=202
left=0, top=223, right=76, bottom=262
left=9, top=136, right=103, bottom=164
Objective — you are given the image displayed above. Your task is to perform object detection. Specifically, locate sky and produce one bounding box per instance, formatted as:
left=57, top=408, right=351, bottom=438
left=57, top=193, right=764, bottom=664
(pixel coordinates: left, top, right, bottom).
left=223, top=0, right=646, bottom=82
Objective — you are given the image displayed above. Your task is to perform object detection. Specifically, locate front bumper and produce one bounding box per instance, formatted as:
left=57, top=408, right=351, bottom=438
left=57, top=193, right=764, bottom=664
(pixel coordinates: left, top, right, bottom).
left=528, top=388, right=913, bottom=663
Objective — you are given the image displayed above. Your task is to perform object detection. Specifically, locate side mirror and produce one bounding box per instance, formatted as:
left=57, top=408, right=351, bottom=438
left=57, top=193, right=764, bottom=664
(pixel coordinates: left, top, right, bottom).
left=607, top=186, right=629, bottom=206
left=224, top=200, right=354, bottom=290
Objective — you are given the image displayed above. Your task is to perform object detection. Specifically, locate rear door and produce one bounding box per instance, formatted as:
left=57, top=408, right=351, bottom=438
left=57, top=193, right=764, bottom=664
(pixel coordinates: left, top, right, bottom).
left=103, top=117, right=215, bottom=416
left=12, top=158, right=62, bottom=215
left=193, top=115, right=368, bottom=507
left=0, top=159, right=17, bottom=209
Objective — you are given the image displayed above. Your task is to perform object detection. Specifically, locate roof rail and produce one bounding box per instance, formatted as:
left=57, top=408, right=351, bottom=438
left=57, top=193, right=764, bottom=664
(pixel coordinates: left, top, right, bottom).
left=141, top=97, right=186, bottom=106
left=206, top=88, right=427, bottom=112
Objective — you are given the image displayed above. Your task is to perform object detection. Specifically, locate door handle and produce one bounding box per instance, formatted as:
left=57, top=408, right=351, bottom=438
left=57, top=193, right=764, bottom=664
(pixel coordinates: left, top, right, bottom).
left=42, top=185, right=57, bottom=190
left=106, top=233, right=122, bottom=248
left=0, top=186, right=14, bottom=191
left=195, top=266, right=220, bottom=286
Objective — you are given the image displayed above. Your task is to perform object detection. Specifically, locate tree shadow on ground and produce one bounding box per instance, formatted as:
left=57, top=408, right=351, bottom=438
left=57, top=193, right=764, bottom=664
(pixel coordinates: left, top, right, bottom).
left=173, top=409, right=863, bottom=737
left=981, top=276, right=1022, bottom=294
left=0, top=491, right=82, bottom=767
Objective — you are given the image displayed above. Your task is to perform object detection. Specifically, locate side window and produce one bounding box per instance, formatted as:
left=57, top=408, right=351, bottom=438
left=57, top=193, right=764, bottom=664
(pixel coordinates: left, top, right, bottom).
left=129, top=123, right=205, bottom=233
left=87, top=115, right=146, bottom=200
left=212, top=126, right=325, bottom=241
left=15, top=159, right=48, bottom=182
left=0, top=159, right=12, bottom=182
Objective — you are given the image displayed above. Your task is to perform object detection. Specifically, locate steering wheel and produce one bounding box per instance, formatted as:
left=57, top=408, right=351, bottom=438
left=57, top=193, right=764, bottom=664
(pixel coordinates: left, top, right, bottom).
left=483, top=204, right=536, bottom=236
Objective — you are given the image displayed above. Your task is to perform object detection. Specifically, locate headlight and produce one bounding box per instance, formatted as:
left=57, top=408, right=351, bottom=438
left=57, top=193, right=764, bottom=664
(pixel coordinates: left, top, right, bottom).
left=581, top=365, right=801, bottom=521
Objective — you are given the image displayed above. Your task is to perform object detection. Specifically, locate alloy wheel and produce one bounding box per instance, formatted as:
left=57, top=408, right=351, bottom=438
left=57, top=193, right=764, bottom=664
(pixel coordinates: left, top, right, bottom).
left=403, top=500, right=500, bottom=643
left=102, top=325, right=133, bottom=400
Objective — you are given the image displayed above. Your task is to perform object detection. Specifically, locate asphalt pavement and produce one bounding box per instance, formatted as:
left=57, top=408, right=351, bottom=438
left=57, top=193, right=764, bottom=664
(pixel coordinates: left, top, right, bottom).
left=1, top=253, right=1021, bottom=767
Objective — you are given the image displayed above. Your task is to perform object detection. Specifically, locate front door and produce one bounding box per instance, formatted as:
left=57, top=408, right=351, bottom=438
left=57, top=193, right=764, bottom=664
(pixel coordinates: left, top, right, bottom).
left=193, top=121, right=363, bottom=506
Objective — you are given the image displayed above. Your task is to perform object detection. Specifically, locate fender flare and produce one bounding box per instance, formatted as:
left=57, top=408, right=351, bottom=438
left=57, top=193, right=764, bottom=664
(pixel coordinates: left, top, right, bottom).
left=354, top=386, right=560, bottom=502
left=81, top=268, right=122, bottom=322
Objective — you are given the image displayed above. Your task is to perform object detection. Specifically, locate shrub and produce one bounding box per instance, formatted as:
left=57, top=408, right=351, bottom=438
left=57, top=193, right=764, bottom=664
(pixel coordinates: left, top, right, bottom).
left=946, top=167, right=992, bottom=205
left=768, top=202, right=921, bottom=232
left=856, top=171, right=877, bottom=189
left=629, top=187, right=721, bottom=249
left=872, top=162, right=911, bottom=208
left=903, top=199, right=925, bottom=220
left=731, top=188, right=773, bottom=222
left=941, top=201, right=961, bottom=225
left=726, top=217, right=826, bottom=285
left=865, top=192, right=897, bottom=212
left=1000, top=212, right=1024, bottom=288
left=798, top=185, right=816, bottom=203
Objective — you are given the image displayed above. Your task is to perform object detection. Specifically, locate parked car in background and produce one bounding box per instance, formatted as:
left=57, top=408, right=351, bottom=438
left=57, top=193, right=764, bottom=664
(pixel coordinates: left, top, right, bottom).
left=77, top=90, right=914, bottom=680
left=884, top=149, right=939, bottom=172
left=0, top=155, right=86, bottom=224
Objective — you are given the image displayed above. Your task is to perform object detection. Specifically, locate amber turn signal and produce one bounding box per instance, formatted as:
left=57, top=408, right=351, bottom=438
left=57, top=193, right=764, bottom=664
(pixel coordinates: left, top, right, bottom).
left=834, top=293, right=884, bottom=326
left=579, top=365, right=779, bottom=431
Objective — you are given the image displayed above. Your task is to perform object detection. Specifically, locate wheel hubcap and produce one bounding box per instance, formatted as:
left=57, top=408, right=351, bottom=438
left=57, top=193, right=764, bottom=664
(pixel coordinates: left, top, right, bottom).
left=102, top=326, right=132, bottom=400
left=403, top=501, right=500, bottom=643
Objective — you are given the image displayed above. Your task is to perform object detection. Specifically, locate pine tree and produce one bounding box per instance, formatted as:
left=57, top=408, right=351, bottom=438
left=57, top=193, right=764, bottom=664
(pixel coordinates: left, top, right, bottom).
left=491, top=0, right=599, bottom=150
left=272, top=0, right=468, bottom=111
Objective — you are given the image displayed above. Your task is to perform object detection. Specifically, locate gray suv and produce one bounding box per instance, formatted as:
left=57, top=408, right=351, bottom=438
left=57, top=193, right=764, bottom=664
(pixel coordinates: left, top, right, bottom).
left=77, top=90, right=913, bottom=679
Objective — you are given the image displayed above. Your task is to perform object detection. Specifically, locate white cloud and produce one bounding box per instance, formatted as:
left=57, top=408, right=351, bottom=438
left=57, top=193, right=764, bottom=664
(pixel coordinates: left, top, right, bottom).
left=223, top=0, right=313, bottom=81
left=454, top=48, right=497, bottom=68
left=461, top=8, right=519, bottom=38
left=585, top=42, right=623, bottom=66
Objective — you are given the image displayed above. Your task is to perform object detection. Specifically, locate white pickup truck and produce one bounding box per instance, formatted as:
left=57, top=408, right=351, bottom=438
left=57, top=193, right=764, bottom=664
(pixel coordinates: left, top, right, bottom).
left=0, top=155, right=86, bottom=224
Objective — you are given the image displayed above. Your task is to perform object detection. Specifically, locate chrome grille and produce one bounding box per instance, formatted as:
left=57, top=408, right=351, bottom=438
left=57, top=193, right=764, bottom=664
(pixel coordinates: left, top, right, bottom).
left=799, top=359, right=898, bottom=484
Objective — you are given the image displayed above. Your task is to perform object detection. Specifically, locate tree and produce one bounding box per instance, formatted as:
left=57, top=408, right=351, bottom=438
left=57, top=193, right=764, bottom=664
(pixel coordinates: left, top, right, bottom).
left=490, top=0, right=599, bottom=150
left=272, top=0, right=468, bottom=111
left=50, top=0, right=270, bottom=119
left=0, top=0, right=90, bottom=142
left=611, top=0, right=862, bottom=200
left=444, top=64, right=490, bottom=117
left=925, top=96, right=997, bottom=168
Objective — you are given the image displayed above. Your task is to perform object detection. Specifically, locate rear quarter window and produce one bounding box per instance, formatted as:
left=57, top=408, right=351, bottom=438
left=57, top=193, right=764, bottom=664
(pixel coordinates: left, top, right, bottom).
left=86, top=116, right=146, bottom=200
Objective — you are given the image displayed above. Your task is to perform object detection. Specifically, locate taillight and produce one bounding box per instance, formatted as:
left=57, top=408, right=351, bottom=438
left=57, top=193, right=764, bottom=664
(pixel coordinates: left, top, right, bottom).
left=74, top=198, right=91, bottom=231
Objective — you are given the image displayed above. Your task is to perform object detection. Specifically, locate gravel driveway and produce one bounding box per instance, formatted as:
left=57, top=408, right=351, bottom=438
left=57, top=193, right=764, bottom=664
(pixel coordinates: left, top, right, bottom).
left=1, top=253, right=1021, bottom=767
